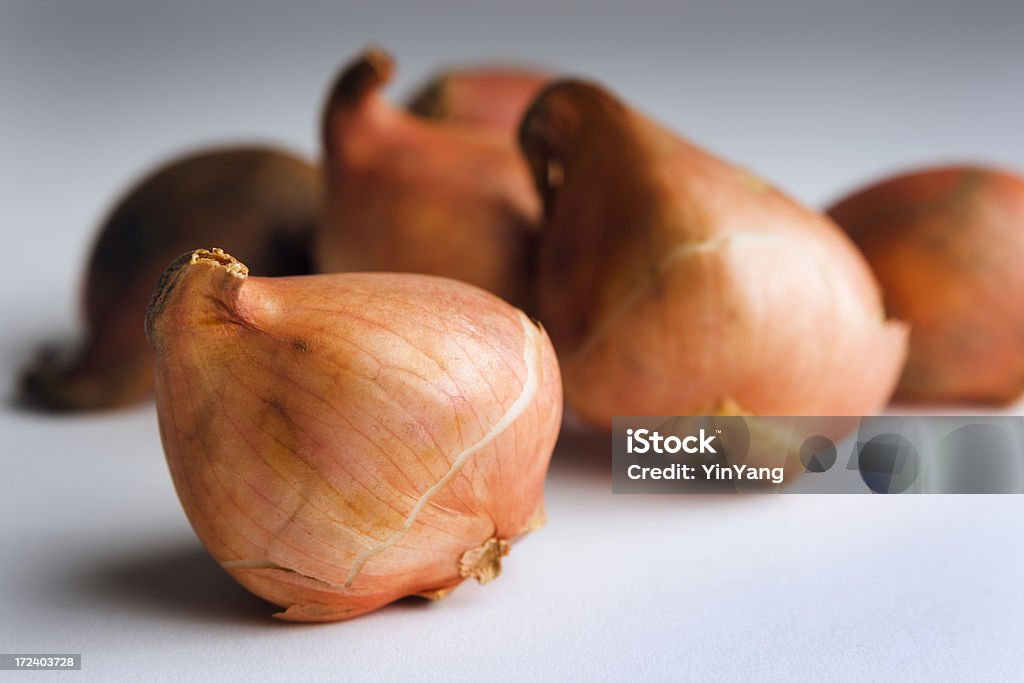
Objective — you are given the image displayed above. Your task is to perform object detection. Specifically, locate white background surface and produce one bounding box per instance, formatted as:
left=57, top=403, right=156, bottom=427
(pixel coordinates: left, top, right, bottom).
left=2, top=1, right=1024, bottom=681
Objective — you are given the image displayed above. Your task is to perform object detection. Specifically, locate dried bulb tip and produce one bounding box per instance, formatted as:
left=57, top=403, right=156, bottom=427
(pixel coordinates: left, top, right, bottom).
left=326, top=46, right=395, bottom=110
left=145, top=247, right=248, bottom=345
left=190, top=247, right=248, bottom=278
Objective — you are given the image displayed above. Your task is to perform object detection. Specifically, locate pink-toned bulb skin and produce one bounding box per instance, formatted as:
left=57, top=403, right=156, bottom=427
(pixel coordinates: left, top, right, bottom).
left=317, top=48, right=541, bottom=312
left=520, top=81, right=908, bottom=427
left=145, top=249, right=562, bottom=622
left=408, top=66, right=550, bottom=131
left=828, top=166, right=1024, bottom=403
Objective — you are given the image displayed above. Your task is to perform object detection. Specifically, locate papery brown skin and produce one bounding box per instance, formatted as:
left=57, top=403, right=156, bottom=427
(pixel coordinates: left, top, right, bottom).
left=21, top=147, right=319, bottom=411
left=317, top=48, right=541, bottom=312
left=519, top=81, right=908, bottom=428
left=828, top=166, right=1024, bottom=403
left=146, top=249, right=562, bottom=622
left=408, top=66, right=550, bottom=131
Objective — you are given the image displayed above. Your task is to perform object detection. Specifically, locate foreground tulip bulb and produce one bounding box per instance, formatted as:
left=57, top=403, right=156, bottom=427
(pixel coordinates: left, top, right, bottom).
left=21, top=146, right=318, bottom=410
left=146, top=249, right=562, bottom=622
left=828, top=166, right=1024, bottom=403
left=519, top=81, right=908, bottom=426
left=317, top=48, right=541, bottom=311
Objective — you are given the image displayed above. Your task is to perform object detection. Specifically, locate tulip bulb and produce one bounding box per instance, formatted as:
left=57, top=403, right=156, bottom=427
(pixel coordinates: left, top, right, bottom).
left=317, top=48, right=541, bottom=311
left=146, top=249, right=562, bottom=621
left=519, top=81, right=908, bottom=426
left=22, top=146, right=319, bottom=410
left=828, top=165, right=1024, bottom=403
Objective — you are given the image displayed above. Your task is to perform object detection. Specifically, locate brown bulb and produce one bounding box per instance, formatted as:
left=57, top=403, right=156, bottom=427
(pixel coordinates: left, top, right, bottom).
left=520, top=80, right=907, bottom=427
left=828, top=165, right=1024, bottom=403
left=316, top=48, right=540, bottom=311
left=146, top=249, right=562, bottom=621
left=21, top=146, right=319, bottom=411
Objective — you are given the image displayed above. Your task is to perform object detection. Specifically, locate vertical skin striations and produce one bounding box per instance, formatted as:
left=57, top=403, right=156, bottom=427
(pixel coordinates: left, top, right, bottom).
left=408, top=66, right=550, bottom=131
left=21, top=147, right=319, bottom=411
left=828, top=166, right=1024, bottom=403
left=519, top=81, right=908, bottom=427
left=146, top=249, right=562, bottom=622
left=317, top=48, right=541, bottom=312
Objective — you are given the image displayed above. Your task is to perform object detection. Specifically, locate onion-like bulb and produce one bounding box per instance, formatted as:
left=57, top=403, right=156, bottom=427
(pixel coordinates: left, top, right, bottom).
left=145, top=249, right=562, bottom=621
left=317, top=48, right=540, bottom=312
left=828, top=165, right=1024, bottom=403
left=519, top=80, right=908, bottom=426
left=21, top=146, right=318, bottom=411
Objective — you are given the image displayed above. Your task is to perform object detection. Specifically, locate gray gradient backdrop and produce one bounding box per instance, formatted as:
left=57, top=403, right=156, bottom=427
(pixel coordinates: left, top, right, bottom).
left=2, top=2, right=1023, bottom=681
